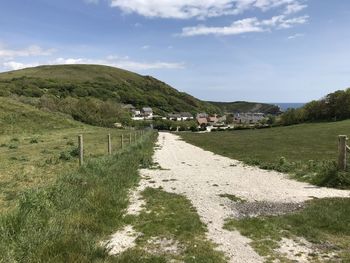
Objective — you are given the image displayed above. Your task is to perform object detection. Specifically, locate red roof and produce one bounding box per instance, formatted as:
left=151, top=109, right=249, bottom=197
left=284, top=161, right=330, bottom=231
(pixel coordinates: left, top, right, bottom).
left=197, top=117, right=208, bottom=125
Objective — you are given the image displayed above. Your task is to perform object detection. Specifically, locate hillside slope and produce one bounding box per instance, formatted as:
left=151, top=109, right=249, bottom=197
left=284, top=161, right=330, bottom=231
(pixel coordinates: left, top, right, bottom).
left=208, top=101, right=280, bottom=114
left=0, top=64, right=220, bottom=115
left=0, top=97, right=81, bottom=135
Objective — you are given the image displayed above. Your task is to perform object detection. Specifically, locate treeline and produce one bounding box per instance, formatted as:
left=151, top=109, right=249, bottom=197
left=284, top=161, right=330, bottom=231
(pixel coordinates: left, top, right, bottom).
left=280, top=88, right=350, bottom=126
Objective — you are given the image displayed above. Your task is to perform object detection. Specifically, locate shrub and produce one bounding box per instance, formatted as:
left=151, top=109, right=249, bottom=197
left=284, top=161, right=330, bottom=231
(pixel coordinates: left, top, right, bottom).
left=30, top=138, right=39, bottom=144
left=311, top=161, right=350, bottom=189
left=8, top=143, right=18, bottom=149
left=66, top=140, right=74, bottom=146
left=59, top=151, right=71, bottom=161
left=69, top=147, right=80, bottom=157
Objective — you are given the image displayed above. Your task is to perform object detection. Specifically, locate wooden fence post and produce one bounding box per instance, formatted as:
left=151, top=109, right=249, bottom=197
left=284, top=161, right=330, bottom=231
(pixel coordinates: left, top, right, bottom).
left=338, top=135, right=348, bottom=171
left=121, top=134, right=124, bottom=149
left=78, top=135, right=84, bottom=166
left=107, top=134, right=112, bottom=155
left=129, top=133, right=132, bottom=144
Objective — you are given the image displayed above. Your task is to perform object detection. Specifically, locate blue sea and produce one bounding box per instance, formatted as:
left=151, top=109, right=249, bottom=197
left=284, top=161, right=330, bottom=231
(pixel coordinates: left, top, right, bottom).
left=272, top=103, right=305, bottom=111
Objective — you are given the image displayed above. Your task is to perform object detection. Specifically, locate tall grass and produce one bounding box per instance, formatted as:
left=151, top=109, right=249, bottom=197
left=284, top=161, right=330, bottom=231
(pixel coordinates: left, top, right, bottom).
left=0, top=132, right=156, bottom=262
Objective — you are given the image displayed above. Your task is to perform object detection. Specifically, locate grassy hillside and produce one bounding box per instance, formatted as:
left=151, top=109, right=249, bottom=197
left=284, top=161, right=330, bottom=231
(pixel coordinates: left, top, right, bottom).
left=208, top=101, right=280, bottom=114
left=181, top=121, right=350, bottom=188
left=0, top=64, right=220, bottom=115
left=0, top=97, right=81, bottom=135
left=0, top=97, right=141, bottom=212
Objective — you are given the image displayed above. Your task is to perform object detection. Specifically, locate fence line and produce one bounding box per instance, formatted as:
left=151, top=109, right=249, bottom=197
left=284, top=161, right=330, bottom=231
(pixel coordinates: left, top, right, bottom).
left=78, top=135, right=84, bottom=166
left=77, top=130, right=146, bottom=166
left=108, top=134, right=112, bottom=155
left=338, top=135, right=349, bottom=171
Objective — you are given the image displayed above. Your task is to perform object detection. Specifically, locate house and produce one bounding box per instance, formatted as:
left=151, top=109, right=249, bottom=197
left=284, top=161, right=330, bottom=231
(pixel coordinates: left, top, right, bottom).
left=218, top=115, right=227, bottom=123
left=168, top=113, right=182, bottom=121
left=123, top=104, right=135, bottom=111
left=196, top=113, right=208, bottom=119
left=180, top=112, right=194, bottom=120
left=197, top=117, right=208, bottom=128
left=208, top=115, right=219, bottom=124
left=142, top=107, right=153, bottom=119
left=234, top=112, right=265, bottom=124
left=168, top=112, right=194, bottom=121
left=123, top=104, right=142, bottom=118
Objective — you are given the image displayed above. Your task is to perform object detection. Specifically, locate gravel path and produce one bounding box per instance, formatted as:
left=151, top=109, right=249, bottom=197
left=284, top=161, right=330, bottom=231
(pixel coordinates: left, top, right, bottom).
left=138, top=132, right=350, bottom=263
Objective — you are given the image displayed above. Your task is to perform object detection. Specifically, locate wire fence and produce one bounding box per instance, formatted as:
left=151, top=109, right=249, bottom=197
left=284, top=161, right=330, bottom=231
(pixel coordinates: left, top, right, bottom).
left=77, top=130, right=146, bottom=166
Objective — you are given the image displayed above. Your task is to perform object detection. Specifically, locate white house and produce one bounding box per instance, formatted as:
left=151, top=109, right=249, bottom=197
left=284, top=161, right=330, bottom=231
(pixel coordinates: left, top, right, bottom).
left=142, top=107, right=153, bottom=120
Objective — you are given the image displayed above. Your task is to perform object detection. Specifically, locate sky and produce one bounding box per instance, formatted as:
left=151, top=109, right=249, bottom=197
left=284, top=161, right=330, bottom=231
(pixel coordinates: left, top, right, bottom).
left=0, top=0, right=350, bottom=103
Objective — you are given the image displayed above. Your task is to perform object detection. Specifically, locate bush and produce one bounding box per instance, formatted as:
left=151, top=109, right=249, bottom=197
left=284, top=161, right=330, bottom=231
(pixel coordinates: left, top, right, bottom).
left=311, top=161, right=350, bottom=189
left=30, top=138, right=39, bottom=144
left=8, top=143, right=18, bottom=149
left=59, top=151, right=71, bottom=161
left=69, top=147, right=80, bottom=157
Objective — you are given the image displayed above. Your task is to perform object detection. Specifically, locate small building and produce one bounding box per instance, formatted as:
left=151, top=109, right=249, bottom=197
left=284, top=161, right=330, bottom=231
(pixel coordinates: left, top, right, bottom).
left=234, top=112, right=265, bottom=124
left=196, top=112, right=208, bottom=119
left=197, top=117, right=208, bottom=128
left=142, top=107, right=153, bottom=119
left=180, top=112, right=194, bottom=120
left=208, top=115, right=218, bottom=124
left=169, top=114, right=182, bottom=121
left=123, top=104, right=135, bottom=111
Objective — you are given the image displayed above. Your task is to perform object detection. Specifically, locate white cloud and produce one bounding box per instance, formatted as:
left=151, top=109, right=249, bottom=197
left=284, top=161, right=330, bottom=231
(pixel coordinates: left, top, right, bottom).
left=0, top=45, right=55, bottom=59
left=287, top=33, right=304, bottom=39
left=180, top=14, right=309, bottom=36
left=141, top=45, right=150, bottom=49
left=53, top=56, right=185, bottom=70
left=109, top=0, right=307, bottom=19
left=2, top=56, right=185, bottom=71
left=2, top=61, right=39, bottom=70
left=284, top=2, right=307, bottom=15
left=181, top=18, right=264, bottom=36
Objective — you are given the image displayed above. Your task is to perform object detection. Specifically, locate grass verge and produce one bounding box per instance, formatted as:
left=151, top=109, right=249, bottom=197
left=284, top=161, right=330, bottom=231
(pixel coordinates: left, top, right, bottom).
left=224, top=198, right=350, bottom=262
left=121, top=188, right=226, bottom=263
left=0, top=132, right=156, bottom=262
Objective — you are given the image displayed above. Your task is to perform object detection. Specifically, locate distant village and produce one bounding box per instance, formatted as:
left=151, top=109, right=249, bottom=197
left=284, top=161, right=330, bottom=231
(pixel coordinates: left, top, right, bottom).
left=122, top=104, right=270, bottom=132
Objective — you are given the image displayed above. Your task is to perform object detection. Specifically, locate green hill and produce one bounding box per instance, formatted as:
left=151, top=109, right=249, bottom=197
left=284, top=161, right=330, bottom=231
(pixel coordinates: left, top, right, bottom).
left=0, top=64, right=220, bottom=115
left=0, top=97, right=80, bottom=135
left=208, top=101, right=280, bottom=114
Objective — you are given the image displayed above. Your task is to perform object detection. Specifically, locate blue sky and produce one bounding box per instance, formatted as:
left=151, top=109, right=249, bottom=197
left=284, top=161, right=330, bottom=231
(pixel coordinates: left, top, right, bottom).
left=0, top=0, right=349, bottom=102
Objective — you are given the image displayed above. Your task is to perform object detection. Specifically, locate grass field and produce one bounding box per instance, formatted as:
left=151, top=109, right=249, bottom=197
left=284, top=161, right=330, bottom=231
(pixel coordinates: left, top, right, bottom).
left=0, top=97, right=142, bottom=212
left=181, top=121, right=350, bottom=188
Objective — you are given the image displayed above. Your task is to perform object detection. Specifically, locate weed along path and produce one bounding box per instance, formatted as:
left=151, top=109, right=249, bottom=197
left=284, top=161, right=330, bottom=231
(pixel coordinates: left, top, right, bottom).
left=129, top=132, right=350, bottom=263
